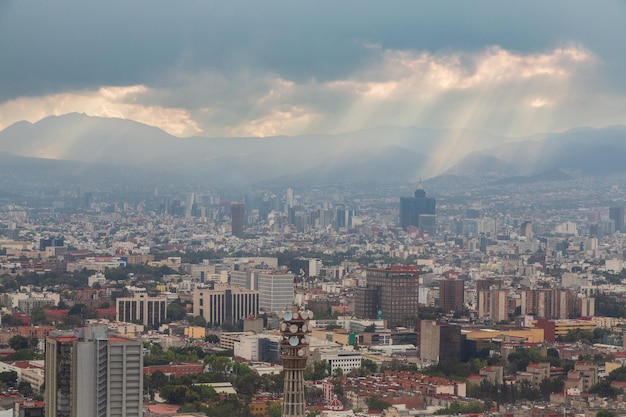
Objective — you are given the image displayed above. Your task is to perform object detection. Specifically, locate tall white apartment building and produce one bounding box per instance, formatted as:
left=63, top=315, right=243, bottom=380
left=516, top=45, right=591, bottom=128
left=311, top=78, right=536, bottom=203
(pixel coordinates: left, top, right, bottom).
left=44, top=325, right=143, bottom=417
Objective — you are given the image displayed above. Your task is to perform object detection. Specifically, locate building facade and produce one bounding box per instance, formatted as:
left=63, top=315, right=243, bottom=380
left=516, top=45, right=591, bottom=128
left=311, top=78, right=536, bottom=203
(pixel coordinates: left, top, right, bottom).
left=356, top=266, right=419, bottom=328
left=116, top=292, right=167, bottom=327
left=439, top=278, right=464, bottom=313
left=193, top=285, right=259, bottom=326
left=44, top=325, right=143, bottom=417
left=419, top=320, right=462, bottom=364
left=231, top=203, right=245, bottom=238
left=399, top=185, right=436, bottom=231
left=231, top=270, right=294, bottom=313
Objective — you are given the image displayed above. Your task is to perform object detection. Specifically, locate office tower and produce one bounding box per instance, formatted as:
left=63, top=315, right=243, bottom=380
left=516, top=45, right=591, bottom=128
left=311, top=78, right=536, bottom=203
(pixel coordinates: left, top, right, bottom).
left=116, top=291, right=167, bottom=326
left=519, top=289, right=577, bottom=319
left=231, top=203, right=245, bottom=238
left=477, top=289, right=508, bottom=322
left=357, top=266, right=419, bottom=327
left=519, top=221, right=533, bottom=238
left=418, top=214, right=436, bottom=236
left=39, top=236, right=64, bottom=251
left=336, top=208, right=355, bottom=231
left=286, top=187, right=294, bottom=210
left=290, top=258, right=322, bottom=278
left=420, top=320, right=461, bottom=363
left=609, top=206, right=625, bottom=232
left=439, top=278, right=465, bottom=312
left=193, top=285, right=259, bottom=326
left=258, top=272, right=295, bottom=312
left=230, top=270, right=295, bottom=313
left=280, top=308, right=313, bottom=417
left=399, top=184, right=436, bottom=230
left=45, top=325, right=143, bottom=417
left=354, top=287, right=379, bottom=320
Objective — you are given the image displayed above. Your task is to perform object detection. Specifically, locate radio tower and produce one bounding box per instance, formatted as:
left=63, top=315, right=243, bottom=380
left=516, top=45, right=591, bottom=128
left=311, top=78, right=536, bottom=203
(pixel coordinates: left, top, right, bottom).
left=280, top=282, right=313, bottom=417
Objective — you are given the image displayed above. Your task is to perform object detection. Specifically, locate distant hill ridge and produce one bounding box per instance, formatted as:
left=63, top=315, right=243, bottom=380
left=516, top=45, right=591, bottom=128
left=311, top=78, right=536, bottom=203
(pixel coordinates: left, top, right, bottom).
left=1, top=113, right=625, bottom=184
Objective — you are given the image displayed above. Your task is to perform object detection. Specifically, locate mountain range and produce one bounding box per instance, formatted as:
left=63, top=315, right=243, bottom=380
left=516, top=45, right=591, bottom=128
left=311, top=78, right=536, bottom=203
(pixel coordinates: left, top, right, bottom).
left=1, top=113, right=625, bottom=185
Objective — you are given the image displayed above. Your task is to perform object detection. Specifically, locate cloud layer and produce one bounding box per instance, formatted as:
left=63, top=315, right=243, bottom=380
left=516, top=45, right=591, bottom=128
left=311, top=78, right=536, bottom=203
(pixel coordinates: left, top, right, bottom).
left=1, top=1, right=626, bottom=138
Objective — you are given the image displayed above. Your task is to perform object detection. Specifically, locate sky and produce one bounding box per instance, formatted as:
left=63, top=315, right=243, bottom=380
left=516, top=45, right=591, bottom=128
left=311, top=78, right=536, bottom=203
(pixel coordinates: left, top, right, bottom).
left=1, top=1, right=626, bottom=139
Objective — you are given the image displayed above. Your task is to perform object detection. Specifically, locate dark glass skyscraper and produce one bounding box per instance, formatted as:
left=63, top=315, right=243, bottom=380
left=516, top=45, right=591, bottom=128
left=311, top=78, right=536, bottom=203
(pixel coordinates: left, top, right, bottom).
left=399, top=184, right=436, bottom=230
left=231, top=203, right=245, bottom=238
left=609, top=206, right=625, bottom=232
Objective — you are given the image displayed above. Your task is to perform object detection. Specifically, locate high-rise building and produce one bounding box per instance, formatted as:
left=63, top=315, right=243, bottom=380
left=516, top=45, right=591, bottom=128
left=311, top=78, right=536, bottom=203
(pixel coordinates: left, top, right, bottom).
left=354, top=287, right=379, bottom=320
left=193, top=285, right=259, bottom=326
left=439, top=278, right=465, bottom=312
left=399, top=184, right=436, bottom=230
left=609, top=206, right=625, bottom=233
left=477, top=289, right=508, bottom=323
left=116, top=291, right=167, bottom=326
left=44, top=325, right=143, bottom=417
left=519, top=289, right=578, bottom=319
left=231, top=203, right=246, bottom=238
left=231, top=270, right=295, bottom=313
left=519, top=221, right=533, bottom=238
left=419, top=320, right=462, bottom=363
left=356, top=266, right=419, bottom=327
left=336, top=209, right=355, bottom=231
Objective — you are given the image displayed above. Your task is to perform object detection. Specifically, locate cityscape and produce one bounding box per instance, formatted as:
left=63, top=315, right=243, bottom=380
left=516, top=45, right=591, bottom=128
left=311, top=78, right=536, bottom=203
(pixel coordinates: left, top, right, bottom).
left=2, top=2, right=626, bottom=417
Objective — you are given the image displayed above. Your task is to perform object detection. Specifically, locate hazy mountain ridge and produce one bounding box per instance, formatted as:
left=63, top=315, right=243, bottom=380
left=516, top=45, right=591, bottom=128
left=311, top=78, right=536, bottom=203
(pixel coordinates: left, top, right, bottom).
left=445, top=125, right=626, bottom=177
left=1, top=113, right=625, bottom=185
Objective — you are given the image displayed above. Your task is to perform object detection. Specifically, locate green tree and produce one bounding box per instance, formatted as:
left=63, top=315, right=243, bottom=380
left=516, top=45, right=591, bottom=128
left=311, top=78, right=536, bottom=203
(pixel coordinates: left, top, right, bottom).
left=367, top=397, right=392, bottom=411
left=0, top=371, right=17, bottom=387
left=17, top=381, right=33, bottom=396
left=597, top=410, right=617, bottom=417
left=188, top=315, right=207, bottom=327
left=167, top=301, right=187, bottom=321
left=608, top=366, right=626, bottom=382
left=160, top=385, right=192, bottom=404
left=267, top=402, right=282, bottom=417
left=589, top=380, right=621, bottom=399
left=235, top=372, right=262, bottom=397
left=31, top=307, right=47, bottom=324
left=361, top=358, right=378, bottom=374
left=9, top=335, right=29, bottom=350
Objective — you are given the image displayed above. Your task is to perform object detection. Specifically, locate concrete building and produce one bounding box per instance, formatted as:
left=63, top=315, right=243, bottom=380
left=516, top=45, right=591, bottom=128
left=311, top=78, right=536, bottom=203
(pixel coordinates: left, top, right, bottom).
left=231, top=203, right=245, bottom=238
left=477, top=289, right=508, bottom=323
left=399, top=184, right=436, bottom=230
left=193, top=285, right=259, bottom=326
left=356, top=266, right=419, bottom=328
left=311, top=349, right=362, bottom=376
left=15, top=401, right=45, bottom=417
left=609, top=206, right=625, bottom=232
left=230, top=269, right=294, bottom=313
left=439, top=278, right=464, bottom=312
left=44, top=325, right=143, bottom=417
left=116, top=291, right=167, bottom=327
left=419, top=320, right=461, bottom=364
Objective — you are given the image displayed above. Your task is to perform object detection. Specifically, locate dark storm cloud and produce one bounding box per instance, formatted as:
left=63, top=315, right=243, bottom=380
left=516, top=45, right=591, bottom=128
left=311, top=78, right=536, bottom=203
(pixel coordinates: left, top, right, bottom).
left=1, top=0, right=626, bottom=101
left=1, top=1, right=626, bottom=138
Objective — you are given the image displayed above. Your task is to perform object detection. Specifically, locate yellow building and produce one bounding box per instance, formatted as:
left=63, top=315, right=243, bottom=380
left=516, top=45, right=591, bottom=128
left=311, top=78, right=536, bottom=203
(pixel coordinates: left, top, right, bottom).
left=184, top=326, right=207, bottom=339
left=463, top=328, right=544, bottom=343
left=531, top=319, right=596, bottom=337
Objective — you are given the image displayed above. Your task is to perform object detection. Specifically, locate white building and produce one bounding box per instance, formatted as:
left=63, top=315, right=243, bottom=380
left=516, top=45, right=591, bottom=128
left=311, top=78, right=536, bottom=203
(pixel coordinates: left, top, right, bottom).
left=230, top=270, right=294, bottom=313
left=45, top=325, right=143, bottom=417
left=116, top=291, right=167, bottom=326
left=193, top=285, right=259, bottom=326
left=312, top=348, right=362, bottom=375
